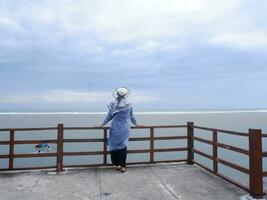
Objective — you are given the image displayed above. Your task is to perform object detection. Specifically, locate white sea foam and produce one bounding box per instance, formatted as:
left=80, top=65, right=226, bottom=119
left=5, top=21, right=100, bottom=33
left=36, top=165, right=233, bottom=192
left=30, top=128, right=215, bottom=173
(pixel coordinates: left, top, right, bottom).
left=136, top=110, right=267, bottom=114
left=0, top=112, right=106, bottom=115
left=0, top=110, right=267, bottom=115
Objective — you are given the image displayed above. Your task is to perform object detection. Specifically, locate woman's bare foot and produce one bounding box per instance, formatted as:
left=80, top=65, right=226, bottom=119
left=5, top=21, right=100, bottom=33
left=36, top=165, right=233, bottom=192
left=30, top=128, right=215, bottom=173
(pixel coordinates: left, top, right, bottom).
left=120, top=167, right=126, bottom=173
left=116, top=165, right=122, bottom=171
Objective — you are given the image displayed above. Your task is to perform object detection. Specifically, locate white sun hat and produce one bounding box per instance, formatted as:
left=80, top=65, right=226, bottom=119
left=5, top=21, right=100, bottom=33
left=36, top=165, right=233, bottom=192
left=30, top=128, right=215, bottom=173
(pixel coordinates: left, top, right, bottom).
left=113, top=87, right=130, bottom=98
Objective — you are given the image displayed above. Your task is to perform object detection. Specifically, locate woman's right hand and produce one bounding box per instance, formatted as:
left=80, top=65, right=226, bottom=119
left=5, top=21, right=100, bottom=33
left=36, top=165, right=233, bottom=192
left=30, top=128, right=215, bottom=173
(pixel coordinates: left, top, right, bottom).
left=94, top=125, right=103, bottom=127
left=136, top=124, right=145, bottom=127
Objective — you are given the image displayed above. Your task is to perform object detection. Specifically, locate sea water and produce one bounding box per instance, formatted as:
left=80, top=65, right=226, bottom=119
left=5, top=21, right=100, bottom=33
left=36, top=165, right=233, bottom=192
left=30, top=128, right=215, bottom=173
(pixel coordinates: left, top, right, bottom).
left=0, top=111, right=267, bottom=188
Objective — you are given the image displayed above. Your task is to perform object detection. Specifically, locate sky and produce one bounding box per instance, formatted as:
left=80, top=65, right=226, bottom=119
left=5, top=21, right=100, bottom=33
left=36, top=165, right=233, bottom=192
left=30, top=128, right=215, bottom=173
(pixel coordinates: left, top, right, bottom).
left=0, top=0, right=267, bottom=111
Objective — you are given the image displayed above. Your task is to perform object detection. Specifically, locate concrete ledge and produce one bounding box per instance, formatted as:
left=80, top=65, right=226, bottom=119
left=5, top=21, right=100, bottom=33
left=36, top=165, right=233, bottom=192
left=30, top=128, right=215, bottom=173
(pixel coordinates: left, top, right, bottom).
left=0, top=163, right=252, bottom=200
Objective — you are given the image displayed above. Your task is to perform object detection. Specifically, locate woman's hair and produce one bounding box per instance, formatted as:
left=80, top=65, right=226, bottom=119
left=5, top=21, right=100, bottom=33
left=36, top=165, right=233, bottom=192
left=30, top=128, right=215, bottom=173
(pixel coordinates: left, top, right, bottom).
left=116, top=95, right=125, bottom=103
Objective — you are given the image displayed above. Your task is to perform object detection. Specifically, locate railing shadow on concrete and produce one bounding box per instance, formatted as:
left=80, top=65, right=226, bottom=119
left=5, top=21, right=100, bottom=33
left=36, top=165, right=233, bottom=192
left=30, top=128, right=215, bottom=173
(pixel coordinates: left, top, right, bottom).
left=0, top=122, right=266, bottom=199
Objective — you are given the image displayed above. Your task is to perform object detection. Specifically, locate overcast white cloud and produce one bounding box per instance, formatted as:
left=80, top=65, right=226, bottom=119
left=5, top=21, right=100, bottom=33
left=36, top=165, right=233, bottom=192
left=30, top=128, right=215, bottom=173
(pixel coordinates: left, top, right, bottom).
left=211, top=32, right=267, bottom=49
left=0, top=91, right=160, bottom=104
left=0, top=0, right=267, bottom=110
left=2, top=0, right=265, bottom=52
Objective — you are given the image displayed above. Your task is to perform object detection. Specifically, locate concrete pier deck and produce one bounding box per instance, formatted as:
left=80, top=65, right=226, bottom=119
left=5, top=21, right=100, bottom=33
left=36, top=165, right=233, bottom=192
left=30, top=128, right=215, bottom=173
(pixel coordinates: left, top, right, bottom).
left=0, top=163, right=249, bottom=200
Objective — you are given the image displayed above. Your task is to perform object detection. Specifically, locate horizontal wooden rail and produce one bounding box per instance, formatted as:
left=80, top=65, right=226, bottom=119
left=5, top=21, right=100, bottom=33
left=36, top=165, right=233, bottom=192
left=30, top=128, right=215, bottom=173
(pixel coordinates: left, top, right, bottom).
left=130, top=137, right=150, bottom=141
left=193, top=148, right=249, bottom=174
left=125, top=149, right=151, bottom=154
left=154, top=136, right=187, bottom=140
left=193, top=149, right=213, bottom=160
left=0, top=141, right=9, bottom=145
left=64, top=138, right=104, bottom=143
left=191, top=126, right=215, bottom=132
left=131, top=125, right=187, bottom=129
left=0, top=148, right=188, bottom=158
left=0, top=129, right=13, bottom=132
left=63, top=125, right=187, bottom=130
left=16, top=140, right=57, bottom=145
left=1, top=153, right=57, bottom=158
left=0, top=127, right=57, bottom=132
left=64, top=127, right=109, bottom=130
left=154, top=147, right=187, bottom=152
left=216, top=142, right=249, bottom=155
left=62, top=136, right=188, bottom=143
left=193, top=136, right=249, bottom=155
left=0, top=155, right=9, bottom=158
left=63, top=147, right=188, bottom=156
left=217, top=129, right=248, bottom=137
left=1, top=150, right=169, bottom=158
left=15, top=153, right=57, bottom=158
left=217, top=158, right=249, bottom=174
left=193, top=126, right=248, bottom=137
left=193, top=136, right=212, bottom=145
left=0, top=135, right=189, bottom=145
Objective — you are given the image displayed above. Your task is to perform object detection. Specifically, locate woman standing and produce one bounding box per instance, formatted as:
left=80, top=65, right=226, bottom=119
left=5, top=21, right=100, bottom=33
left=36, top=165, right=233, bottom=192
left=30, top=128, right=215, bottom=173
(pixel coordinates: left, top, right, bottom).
left=99, top=87, right=140, bottom=173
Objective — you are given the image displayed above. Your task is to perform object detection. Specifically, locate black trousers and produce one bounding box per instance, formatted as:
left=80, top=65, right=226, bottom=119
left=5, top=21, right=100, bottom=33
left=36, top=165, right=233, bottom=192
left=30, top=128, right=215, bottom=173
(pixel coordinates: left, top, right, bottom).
left=110, top=147, right=127, bottom=167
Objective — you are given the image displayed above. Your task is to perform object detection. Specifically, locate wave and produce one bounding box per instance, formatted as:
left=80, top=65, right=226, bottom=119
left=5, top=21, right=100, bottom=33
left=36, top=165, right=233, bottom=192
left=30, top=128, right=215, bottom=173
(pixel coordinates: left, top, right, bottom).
left=0, top=110, right=267, bottom=115
left=136, top=110, right=267, bottom=114
left=0, top=112, right=106, bottom=115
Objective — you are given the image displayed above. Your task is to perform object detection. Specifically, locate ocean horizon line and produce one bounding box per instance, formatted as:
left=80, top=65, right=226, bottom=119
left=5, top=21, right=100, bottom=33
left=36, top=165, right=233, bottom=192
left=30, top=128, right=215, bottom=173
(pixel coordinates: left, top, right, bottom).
left=0, top=109, right=267, bottom=115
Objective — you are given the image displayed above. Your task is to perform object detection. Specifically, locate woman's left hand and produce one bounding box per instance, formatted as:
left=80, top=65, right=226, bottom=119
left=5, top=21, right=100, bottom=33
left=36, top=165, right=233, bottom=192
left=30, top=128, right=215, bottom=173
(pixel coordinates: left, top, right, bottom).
left=136, top=124, right=145, bottom=127
left=94, top=125, right=103, bottom=127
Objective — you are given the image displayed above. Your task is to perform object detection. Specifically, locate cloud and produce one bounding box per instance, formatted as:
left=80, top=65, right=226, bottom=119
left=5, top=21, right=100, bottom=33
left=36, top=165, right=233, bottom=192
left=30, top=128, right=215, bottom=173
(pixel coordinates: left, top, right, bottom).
left=130, top=94, right=161, bottom=103
left=0, top=91, right=160, bottom=104
left=211, top=32, right=267, bottom=49
left=0, top=91, right=108, bottom=103
left=0, top=0, right=267, bottom=110
left=0, top=0, right=252, bottom=53
left=0, top=16, right=22, bottom=31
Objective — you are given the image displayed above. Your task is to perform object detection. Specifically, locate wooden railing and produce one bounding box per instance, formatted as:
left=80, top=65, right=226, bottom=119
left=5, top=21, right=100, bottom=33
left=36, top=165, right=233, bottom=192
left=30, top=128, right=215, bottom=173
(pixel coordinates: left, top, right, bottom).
left=188, top=122, right=265, bottom=199
left=0, top=122, right=266, bottom=199
left=0, top=124, right=188, bottom=171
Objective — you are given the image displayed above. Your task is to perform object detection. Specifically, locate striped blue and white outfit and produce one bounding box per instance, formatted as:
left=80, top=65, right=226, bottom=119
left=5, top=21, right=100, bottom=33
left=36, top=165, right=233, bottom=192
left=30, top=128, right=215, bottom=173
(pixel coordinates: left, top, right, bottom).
left=101, top=98, right=137, bottom=151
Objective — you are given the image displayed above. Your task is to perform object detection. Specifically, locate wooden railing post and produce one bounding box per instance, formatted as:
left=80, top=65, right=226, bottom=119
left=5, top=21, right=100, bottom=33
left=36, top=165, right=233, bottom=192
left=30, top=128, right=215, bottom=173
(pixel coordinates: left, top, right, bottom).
left=9, top=129, right=15, bottom=169
left=150, top=128, right=154, bottom=163
left=213, top=130, right=218, bottom=173
left=103, top=128, right=108, bottom=165
left=249, top=129, right=264, bottom=199
left=187, top=122, right=194, bottom=164
left=57, top=124, right=64, bottom=173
